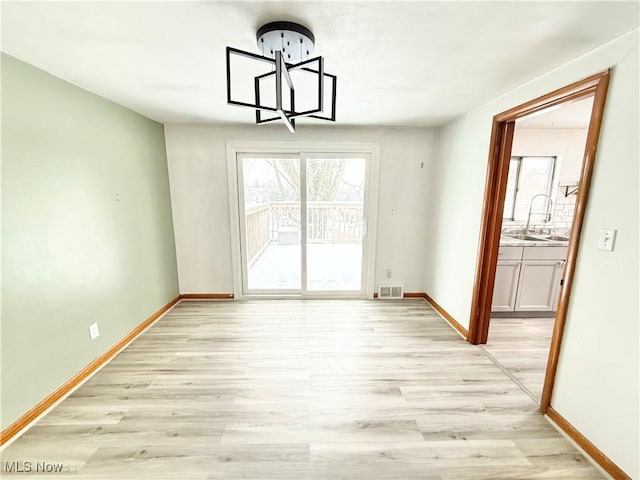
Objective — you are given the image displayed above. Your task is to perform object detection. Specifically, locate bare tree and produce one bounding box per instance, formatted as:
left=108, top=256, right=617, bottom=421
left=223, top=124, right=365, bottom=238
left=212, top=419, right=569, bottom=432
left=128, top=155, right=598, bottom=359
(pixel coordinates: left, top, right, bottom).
left=268, top=159, right=346, bottom=201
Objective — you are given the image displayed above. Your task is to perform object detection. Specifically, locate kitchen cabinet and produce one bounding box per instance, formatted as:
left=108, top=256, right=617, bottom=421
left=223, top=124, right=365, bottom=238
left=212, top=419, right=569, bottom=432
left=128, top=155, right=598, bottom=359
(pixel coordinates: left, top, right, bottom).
left=514, top=259, right=564, bottom=311
left=493, top=261, right=521, bottom=311
left=492, top=245, right=567, bottom=313
left=492, top=246, right=523, bottom=312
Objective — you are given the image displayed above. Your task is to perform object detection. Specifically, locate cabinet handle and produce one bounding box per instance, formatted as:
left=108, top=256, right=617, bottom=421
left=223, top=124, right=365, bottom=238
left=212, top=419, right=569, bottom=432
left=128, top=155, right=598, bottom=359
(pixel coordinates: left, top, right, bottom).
left=557, top=260, right=566, bottom=267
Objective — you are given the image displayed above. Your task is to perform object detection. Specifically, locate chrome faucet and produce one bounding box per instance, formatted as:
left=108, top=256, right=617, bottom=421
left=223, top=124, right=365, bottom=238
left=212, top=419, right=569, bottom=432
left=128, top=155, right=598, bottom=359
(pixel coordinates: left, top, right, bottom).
left=525, top=193, right=553, bottom=234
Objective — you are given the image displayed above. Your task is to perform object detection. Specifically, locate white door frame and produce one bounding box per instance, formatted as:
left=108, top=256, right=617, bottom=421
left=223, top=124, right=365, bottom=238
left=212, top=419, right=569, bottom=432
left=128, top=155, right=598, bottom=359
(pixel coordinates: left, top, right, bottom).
left=226, top=141, right=381, bottom=299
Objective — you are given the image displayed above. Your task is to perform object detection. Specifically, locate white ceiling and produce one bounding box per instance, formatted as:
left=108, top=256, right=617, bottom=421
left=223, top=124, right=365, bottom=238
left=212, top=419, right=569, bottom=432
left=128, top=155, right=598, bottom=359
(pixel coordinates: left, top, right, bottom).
left=517, top=96, right=595, bottom=129
left=2, top=1, right=638, bottom=127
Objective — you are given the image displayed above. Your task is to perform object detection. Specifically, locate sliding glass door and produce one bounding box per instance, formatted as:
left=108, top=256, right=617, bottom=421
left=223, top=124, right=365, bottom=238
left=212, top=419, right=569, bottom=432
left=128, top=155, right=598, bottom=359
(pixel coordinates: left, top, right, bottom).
left=238, top=154, right=301, bottom=292
left=237, top=152, right=368, bottom=296
left=304, top=155, right=366, bottom=291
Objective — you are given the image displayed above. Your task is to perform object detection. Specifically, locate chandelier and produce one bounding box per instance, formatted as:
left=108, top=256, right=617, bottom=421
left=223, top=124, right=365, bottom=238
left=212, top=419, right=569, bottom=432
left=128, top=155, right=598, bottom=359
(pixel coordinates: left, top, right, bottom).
left=226, top=21, right=337, bottom=132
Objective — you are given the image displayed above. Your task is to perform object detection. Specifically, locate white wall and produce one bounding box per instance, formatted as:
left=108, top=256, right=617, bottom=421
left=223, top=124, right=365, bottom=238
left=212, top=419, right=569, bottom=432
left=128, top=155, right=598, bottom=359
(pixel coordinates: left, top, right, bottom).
left=552, top=41, right=639, bottom=478
left=425, top=29, right=639, bottom=478
left=165, top=125, right=436, bottom=295
left=512, top=128, right=588, bottom=183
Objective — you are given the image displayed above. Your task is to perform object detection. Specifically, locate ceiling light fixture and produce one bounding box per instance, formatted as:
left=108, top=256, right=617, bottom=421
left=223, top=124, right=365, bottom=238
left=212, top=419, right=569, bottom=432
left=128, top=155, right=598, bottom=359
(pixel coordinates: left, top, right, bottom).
left=226, top=21, right=337, bottom=133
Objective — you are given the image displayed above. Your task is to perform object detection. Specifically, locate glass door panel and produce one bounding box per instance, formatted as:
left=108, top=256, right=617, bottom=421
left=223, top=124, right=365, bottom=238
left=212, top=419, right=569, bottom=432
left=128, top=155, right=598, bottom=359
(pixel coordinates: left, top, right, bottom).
left=239, top=155, right=301, bottom=293
left=304, top=156, right=366, bottom=292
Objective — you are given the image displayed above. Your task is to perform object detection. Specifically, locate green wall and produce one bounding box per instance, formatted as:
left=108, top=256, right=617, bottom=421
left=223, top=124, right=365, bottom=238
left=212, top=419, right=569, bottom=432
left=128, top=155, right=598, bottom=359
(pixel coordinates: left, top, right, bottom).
left=1, top=54, right=179, bottom=430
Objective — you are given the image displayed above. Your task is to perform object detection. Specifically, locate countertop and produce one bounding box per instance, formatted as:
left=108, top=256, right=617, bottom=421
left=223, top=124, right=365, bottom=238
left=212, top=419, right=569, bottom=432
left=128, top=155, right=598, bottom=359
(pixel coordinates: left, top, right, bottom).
left=500, top=235, right=569, bottom=247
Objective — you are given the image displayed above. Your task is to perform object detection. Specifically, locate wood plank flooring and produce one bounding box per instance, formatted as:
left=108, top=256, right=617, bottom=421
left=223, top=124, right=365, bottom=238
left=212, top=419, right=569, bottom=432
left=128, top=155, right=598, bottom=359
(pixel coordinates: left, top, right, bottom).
left=484, top=317, right=556, bottom=402
left=1, top=300, right=603, bottom=479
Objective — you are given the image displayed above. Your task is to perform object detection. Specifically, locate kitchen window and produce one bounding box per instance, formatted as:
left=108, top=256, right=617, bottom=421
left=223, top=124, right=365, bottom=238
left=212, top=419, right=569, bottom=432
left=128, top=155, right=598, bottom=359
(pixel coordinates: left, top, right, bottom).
left=503, top=156, right=557, bottom=222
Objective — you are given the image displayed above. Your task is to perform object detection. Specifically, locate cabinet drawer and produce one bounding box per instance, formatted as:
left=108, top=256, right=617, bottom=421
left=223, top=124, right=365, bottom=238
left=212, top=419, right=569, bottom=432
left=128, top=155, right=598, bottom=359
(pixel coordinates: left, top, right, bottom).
left=523, top=246, right=568, bottom=260
left=497, top=246, right=523, bottom=260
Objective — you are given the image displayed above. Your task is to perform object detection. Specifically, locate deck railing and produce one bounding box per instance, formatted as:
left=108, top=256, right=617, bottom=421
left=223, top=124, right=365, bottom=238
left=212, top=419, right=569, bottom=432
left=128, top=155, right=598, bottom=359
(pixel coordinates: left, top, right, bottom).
left=244, top=204, right=271, bottom=265
left=245, top=201, right=363, bottom=264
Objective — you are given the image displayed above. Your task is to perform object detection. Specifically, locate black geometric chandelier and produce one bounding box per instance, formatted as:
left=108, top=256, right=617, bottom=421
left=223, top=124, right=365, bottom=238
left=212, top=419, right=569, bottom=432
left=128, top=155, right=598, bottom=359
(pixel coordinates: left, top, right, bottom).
left=226, top=21, right=337, bottom=133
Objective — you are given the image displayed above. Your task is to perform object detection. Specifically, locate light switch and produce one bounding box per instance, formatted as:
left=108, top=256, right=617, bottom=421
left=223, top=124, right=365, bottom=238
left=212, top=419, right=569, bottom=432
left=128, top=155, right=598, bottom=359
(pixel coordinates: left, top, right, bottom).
left=598, top=228, right=616, bottom=251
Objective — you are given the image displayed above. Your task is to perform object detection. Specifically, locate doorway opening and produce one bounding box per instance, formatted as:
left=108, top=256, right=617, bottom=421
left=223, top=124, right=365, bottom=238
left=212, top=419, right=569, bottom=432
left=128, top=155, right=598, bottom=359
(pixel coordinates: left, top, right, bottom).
left=468, top=71, right=610, bottom=412
left=483, top=95, right=594, bottom=404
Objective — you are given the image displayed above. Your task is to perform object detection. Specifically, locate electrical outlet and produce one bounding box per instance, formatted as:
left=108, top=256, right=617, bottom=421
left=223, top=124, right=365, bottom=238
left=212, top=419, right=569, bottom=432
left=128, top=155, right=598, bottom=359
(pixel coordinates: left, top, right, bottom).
left=89, top=322, right=100, bottom=340
left=386, top=269, right=392, bottom=279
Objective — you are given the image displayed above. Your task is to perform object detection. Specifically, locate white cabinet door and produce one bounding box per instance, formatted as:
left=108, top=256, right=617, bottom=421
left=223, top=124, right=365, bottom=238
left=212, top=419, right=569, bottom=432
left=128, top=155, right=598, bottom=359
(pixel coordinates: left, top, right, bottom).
left=514, top=259, right=563, bottom=311
left=492, top=260, right=521, bottom=312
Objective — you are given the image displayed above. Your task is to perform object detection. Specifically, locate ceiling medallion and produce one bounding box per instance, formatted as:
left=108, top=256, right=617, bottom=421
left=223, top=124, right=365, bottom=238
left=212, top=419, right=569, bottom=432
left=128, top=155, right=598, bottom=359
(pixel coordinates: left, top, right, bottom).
left=226, top=21, right=336, bottom=133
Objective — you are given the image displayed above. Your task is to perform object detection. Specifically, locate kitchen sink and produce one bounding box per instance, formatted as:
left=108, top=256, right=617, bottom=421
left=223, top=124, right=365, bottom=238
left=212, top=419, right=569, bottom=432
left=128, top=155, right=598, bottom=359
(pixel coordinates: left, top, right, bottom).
left=545, top=235, right=570, bottom=242
left=503, top=233, right=570, bottom=242
left=504, top=234, right=545, bottom=241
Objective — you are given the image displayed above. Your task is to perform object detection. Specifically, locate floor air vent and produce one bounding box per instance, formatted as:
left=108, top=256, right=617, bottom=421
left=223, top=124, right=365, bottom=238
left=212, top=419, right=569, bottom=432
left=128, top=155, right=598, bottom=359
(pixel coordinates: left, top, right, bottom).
left=378, top=285, right=404, bottom=299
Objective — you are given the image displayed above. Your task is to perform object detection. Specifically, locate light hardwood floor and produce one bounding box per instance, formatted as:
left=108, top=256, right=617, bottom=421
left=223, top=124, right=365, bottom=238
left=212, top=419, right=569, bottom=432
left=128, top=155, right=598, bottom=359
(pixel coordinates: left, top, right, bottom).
left=483, top=317, right=556, bottom=402
left=1, top=300, right=603, bottom=479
